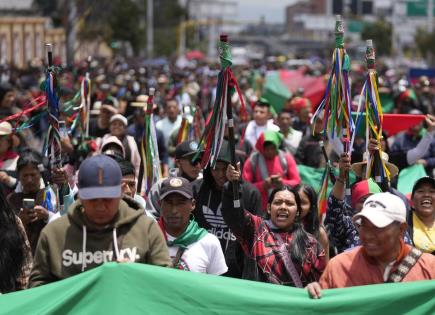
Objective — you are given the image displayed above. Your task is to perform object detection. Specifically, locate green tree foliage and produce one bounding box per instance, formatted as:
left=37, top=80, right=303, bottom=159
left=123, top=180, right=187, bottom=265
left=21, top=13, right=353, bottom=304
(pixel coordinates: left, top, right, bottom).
left=34, top=0, right=185, bottom=57
left=108, top=0, right=144, bottom=56
left=415, top=27, right=435, bottom=60
left=361, top=19, right=392, bottom=56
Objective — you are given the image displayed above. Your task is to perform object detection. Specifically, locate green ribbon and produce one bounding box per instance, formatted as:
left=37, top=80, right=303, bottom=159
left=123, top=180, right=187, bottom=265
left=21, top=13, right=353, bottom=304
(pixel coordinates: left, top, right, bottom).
left=219, top=40, right=232, bottom=70
left=167, top=220, right=208, bottom=249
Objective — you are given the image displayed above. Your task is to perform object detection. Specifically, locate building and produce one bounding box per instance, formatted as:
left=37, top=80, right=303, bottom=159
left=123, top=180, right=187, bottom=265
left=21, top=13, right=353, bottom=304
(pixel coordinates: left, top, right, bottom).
left=0, top=0, right=65, bottom=68
left=0, top=16, right=65, bottom=68
left=285, top=0, right=435, bottom=53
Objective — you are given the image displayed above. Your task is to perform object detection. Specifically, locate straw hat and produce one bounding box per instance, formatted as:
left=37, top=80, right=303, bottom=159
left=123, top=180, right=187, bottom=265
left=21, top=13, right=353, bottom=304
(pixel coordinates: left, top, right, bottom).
left=130, top=94, right=157, bottom=110
left=0, top=121, right=20, bottom=147
left=351, top=151, right=399, bottom=179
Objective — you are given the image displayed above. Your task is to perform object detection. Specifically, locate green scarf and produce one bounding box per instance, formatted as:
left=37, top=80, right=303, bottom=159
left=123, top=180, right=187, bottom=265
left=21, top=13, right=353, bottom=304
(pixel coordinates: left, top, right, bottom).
left=167, top=220, right=208, bottom=249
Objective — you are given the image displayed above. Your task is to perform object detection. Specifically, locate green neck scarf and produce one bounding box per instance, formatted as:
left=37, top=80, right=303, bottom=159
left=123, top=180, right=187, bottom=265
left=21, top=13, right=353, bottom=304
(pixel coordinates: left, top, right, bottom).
left=167, top=220, right=208, bottom=249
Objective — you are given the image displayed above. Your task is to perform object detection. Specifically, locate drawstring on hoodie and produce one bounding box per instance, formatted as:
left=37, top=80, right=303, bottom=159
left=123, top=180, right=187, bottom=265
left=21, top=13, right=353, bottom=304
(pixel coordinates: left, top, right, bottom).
left=82, top=226, right=87, bottom=272
left=81, top=226, right=121, bottom=272
left=113, top=227, right=120, bottom=260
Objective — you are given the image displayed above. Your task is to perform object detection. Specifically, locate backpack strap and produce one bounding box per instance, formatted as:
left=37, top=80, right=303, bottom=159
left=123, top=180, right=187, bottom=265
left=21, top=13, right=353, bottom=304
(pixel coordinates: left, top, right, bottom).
left=387, top=247, right=423, bottom=283
left=251, top=151, right=288, bottom=183
left=251, top=152, right=258, bottom=183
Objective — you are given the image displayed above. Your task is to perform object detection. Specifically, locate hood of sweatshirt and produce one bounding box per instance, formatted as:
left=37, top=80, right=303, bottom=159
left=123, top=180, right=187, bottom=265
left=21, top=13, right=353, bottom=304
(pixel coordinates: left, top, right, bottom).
left=255, top=130, right=283, bottom=154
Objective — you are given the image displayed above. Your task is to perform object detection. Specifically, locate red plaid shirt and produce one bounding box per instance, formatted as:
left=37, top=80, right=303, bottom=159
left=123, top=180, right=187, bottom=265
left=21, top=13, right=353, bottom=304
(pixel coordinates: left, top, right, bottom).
left=228, top=210, right=325, bottom=286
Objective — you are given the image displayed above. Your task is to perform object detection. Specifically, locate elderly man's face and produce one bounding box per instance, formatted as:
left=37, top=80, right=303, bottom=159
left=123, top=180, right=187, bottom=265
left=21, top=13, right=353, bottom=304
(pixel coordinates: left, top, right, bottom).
left=81, top=198, right=121, bottom=227
left=357, top=218, right=406, bottom=261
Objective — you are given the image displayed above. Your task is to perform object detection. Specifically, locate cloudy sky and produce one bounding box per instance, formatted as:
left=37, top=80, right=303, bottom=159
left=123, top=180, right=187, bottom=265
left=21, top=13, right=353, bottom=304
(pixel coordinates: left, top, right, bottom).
left=236, top=0, right=297, bottom=23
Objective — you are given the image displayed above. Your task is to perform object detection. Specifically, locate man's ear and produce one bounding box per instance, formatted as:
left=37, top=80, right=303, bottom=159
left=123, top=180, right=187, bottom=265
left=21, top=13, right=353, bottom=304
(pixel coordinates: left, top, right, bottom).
left=191, top=199, right=196, bottom=212
left=399, top=222, right=408, bottom=238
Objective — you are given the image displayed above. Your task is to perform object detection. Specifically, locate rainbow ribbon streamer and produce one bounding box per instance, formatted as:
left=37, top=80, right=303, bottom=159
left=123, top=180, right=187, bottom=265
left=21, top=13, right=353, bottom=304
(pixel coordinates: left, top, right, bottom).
left=317, top=164, right=331, bottom=217
left=176, top=105, right=203, bottom=144
left=311, top=15, right=354, bottom=150
left=42, top=186, right=57, bottom=213
left=351, top=40, right=391, bottom=183
left=139, top=88, right=161, bottom=196
left=194, top=40, right=246, bottom=168
left=80, top=73, right=91, bottom=136
left=44, top=70, right=62, bottom=169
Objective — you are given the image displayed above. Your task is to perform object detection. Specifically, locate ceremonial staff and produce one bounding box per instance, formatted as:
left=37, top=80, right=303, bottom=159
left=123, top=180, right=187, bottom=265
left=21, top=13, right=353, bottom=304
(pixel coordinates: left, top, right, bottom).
left=311, top=15, right=354, bottom=197
left=44, top=43, right=62, bottom=212
left=194, top=34, right=246, bottom=209
left=137, top=88, right=161, bottom=196
left=352, top=39, right=391, bottom=189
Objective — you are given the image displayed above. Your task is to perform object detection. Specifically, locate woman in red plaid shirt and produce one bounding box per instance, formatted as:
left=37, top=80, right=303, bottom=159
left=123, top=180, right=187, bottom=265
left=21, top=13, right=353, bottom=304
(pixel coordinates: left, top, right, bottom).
left=221, top=164, right=326, bottom=287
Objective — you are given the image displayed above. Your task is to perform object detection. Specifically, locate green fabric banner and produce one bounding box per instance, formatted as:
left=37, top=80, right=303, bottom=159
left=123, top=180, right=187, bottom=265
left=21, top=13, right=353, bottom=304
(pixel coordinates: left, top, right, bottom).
left=397, top=164, right=428, bottom=196
left=262, top=71, right=291, bottom=113
left=297, top=164, right=356, bottom=195
left=0, top=263, right=434, bottom=314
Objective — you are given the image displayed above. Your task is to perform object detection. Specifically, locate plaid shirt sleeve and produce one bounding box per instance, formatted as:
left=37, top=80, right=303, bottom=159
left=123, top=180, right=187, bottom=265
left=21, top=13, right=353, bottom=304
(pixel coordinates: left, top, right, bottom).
left=324, top=194, right=360, bottom=253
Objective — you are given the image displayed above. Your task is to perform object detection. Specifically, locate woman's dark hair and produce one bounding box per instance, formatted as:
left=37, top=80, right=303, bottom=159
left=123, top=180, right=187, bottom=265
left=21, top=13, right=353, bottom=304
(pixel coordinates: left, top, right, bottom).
left=295, top=184, right=321, bottom=239
left=0, top=188, right=25, bottom=293
left=267, top=185, right=311, bottom=265
left=16, top=149, right=48, bottom=184
left=16, top=149, right=44, bottom=174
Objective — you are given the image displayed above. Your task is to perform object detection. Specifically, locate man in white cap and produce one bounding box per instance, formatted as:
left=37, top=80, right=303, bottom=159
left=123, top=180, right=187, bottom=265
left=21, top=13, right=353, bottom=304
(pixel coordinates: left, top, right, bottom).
left=307, top=192, right=435, bottom=298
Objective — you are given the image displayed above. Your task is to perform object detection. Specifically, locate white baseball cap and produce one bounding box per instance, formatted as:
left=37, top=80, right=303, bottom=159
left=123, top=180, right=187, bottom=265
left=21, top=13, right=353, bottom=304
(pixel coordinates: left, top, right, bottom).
left=353, top=192, right=406, bottom=228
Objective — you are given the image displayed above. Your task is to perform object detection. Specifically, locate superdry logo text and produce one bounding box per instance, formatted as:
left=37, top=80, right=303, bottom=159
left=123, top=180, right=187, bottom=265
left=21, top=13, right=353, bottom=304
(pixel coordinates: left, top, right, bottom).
left=62, top=247, right=140, bottom=266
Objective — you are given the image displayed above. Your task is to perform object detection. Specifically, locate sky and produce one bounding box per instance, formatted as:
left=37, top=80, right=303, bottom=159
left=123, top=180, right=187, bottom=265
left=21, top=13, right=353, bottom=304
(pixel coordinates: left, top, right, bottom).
left=235, top=0, right=297, bottom=23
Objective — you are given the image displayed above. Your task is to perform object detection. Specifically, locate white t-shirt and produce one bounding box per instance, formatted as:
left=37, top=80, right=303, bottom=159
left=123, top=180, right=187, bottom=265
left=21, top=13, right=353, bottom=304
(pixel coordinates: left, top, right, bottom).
left=156, top=116, right=182, bottom=146
left=166, top=232, right=228, bottom=275
left=244, top=119, right=280, bottom=150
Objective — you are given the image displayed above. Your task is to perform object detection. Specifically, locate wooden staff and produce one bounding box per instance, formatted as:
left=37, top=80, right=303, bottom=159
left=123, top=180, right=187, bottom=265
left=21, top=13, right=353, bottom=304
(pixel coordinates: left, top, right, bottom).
left=220, top=34, right=240, bottom=209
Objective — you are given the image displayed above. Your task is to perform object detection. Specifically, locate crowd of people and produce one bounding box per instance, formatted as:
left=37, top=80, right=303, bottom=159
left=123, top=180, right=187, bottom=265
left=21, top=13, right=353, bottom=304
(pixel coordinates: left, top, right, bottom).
left=0, top=56, right=434, bottom=299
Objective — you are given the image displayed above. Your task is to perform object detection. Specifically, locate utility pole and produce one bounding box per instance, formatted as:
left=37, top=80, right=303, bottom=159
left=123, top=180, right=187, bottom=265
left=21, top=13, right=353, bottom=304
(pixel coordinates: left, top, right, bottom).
left=147, top=0, right=154, bottom=58
left=66, top=0, right=77, bottom=66
left=428, top=0, right=434, bottom=32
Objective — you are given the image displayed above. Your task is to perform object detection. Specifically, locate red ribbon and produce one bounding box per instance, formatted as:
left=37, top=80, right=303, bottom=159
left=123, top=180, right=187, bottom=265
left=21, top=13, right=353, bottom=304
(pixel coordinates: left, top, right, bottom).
left=0, top=96, right=47, bottom=127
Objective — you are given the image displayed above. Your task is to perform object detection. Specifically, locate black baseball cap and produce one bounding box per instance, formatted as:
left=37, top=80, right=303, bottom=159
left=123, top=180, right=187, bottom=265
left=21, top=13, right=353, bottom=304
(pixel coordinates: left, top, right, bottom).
left=412, top=176, right=435, bottom=197
left=78, top=155, right=122, bottom=200
left=159, top=177, right=193, bottom=200
left=175, top=140, right=200, bottom=159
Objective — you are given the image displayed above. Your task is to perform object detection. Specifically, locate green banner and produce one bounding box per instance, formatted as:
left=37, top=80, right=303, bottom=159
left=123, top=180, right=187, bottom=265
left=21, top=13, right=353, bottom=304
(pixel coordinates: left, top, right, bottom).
left=397, top=164, right=428, bottom=195
left=297, top=164, right=356, bottom=195
left=262, top=71, right=291, bottom=113
left=0, top=263, right=434, bottom=314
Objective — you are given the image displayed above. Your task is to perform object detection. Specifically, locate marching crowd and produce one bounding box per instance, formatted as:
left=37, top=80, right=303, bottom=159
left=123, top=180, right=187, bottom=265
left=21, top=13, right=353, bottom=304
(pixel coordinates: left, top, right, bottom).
left=0, top=58, right=434, bottom=299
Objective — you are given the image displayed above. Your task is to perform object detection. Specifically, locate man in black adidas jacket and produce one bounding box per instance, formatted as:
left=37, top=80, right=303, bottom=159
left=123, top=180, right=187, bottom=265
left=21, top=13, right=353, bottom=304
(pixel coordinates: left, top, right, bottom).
left=192, top=141, right=262, bottom=278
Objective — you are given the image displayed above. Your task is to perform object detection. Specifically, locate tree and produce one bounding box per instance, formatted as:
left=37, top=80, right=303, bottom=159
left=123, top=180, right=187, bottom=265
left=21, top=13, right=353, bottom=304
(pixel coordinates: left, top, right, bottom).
left=361, top=19, right=392, bottom=56
left=415, top=27, right=435, bottom=62
left=34, top=0, right=185, bottom=59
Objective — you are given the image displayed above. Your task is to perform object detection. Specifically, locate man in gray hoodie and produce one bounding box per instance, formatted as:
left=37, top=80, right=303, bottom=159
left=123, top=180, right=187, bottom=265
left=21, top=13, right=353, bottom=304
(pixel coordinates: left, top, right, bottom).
left=29, top=155, right=171, bottom=287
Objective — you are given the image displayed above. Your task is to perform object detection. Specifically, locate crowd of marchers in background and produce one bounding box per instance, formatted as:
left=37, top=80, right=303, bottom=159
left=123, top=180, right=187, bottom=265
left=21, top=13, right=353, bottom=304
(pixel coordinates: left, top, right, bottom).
left=0, top=55, right=434, bottom=297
